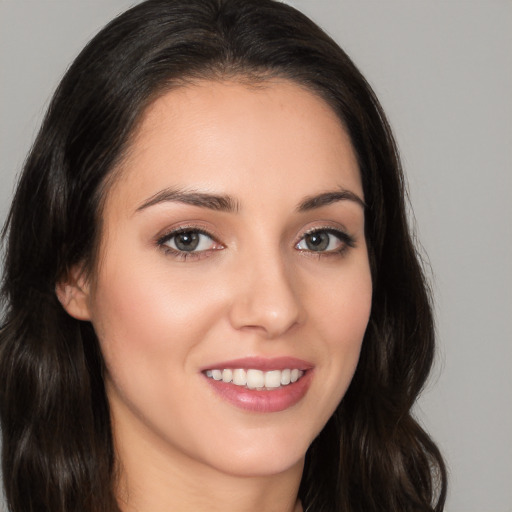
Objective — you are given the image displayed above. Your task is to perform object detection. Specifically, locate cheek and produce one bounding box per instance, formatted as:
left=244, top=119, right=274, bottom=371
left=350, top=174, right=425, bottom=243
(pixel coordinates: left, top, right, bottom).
left=312, top=252, right=372, bottom=345
left=88, top=261, right=229, bottom=453
left=308, top=258, right=372, bottom=406
left=88, top=256, right=225, bottom=384
left=330, top=280, right=372, bottom=352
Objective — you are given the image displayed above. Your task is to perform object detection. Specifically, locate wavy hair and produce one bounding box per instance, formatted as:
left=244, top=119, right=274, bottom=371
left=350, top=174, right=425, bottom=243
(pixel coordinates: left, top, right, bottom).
left=0, top=0, right=447, bottom=510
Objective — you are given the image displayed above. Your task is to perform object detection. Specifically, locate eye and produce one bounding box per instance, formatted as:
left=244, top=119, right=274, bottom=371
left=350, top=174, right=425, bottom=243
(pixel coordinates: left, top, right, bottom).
left=158, top=228, right=222, bottom=257
left=296, top=228, right=354, bottom=254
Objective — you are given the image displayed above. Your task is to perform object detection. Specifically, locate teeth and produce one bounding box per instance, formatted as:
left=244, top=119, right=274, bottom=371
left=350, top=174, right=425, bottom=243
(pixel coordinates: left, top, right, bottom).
left=232, top=369, right=247, bottom=386
left=265, top=370, right=282, bottom=388
left=222, top=369, right=233, bottom=383
left=205, top=368, right=304, bottom=390
left=247, top=369, right=264, bottom=389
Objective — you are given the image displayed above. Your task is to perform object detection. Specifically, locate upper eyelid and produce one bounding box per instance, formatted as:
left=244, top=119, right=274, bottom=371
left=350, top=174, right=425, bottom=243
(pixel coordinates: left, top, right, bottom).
left=296, top=225, right=352, bottom=241
left=302, top=225, right=346, bottom=235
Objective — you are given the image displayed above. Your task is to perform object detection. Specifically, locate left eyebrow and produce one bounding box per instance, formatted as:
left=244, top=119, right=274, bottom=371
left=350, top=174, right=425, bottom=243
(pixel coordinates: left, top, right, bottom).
left=297, top=189, right=366, bottom=212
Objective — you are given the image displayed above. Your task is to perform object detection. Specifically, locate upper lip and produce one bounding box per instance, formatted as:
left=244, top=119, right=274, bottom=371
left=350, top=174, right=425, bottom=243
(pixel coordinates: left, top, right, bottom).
left=200, top=356, right=314, bottom=372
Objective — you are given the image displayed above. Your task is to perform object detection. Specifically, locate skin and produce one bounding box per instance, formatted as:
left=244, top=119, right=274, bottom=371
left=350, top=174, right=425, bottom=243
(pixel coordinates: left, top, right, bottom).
left=59, top=80, right=372, bottom=512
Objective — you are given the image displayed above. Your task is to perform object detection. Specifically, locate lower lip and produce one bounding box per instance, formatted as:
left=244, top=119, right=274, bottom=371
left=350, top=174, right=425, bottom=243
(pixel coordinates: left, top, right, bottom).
left=203, top=370, right=313, bottom=413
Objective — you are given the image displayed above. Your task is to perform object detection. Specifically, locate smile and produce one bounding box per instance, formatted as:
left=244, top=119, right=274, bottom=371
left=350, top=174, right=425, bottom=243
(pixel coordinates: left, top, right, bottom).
left=202, top=358, right=314, bottom=413
left=205, top=368, right=304, bottom=390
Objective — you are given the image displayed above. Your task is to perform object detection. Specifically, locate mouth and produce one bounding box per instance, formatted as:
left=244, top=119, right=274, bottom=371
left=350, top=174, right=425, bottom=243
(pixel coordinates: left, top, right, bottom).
left=204, top=368, right=305, bottom=390
left=201, top=357, right=313, bottom=413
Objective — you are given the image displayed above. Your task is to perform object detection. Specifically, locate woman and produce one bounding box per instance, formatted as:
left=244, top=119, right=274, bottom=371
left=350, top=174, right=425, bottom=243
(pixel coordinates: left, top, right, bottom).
left=0, top=0, right=447, bottom=511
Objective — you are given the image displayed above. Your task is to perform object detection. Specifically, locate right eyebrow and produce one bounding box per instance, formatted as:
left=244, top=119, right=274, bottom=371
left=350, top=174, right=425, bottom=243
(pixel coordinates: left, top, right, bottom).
left=135, top=188, right=240, bottom=214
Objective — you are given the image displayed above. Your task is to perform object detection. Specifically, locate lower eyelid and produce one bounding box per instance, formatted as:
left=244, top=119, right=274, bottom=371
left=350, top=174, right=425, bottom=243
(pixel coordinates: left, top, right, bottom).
left=160, top=248, right=209, bottom=262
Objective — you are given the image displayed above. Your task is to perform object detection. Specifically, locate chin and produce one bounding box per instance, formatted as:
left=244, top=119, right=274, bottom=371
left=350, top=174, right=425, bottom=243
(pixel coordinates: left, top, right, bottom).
left=213, top=451, right=306, bottom=479
left=196, top=425, right=313, bottom=478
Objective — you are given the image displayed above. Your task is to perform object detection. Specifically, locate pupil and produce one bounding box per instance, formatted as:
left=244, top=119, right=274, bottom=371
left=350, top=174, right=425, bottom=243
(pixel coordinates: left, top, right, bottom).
left=306, top=232, right=329, bottom=251
left=175, top=231, right=199, bottom=251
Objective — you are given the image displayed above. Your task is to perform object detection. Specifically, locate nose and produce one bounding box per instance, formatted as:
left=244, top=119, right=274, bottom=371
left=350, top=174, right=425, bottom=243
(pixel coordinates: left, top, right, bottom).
left=228, top=253, right=305, bottom=339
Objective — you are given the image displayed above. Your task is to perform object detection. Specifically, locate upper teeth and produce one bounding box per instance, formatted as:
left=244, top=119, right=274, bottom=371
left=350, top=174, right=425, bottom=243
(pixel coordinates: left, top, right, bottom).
left=205, top=368, right=304, bottom=389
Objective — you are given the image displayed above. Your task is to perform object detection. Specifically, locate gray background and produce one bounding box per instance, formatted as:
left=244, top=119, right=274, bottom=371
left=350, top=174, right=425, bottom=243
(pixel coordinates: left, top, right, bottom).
left=1, top=1, right=511, bottom=510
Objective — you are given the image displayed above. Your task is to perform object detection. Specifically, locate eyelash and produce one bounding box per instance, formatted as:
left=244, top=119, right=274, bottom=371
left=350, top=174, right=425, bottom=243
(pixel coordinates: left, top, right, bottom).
left=156, top=225, right=355, bottom=261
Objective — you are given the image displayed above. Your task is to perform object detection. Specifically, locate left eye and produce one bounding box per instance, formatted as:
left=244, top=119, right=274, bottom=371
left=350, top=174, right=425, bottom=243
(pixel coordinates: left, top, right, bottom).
left=162, top=230, right=217, bottom=252
left=296, top=229, right=348, bottom=252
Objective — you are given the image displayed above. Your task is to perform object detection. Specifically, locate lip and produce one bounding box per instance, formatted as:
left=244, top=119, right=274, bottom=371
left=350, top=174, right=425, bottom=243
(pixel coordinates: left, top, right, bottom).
left=200, top=356, right=314, bottom=372
left=201, top=357, right=314, bottom=413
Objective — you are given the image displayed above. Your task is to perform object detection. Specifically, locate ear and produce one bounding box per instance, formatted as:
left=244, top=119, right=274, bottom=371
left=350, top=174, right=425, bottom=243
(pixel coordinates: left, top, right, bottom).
left=55, top=266, right=92, bottom=321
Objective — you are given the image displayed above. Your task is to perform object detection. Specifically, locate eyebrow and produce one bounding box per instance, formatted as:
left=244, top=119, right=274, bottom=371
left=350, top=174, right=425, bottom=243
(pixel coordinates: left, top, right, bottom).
left=136, top=188, right=240, bottom=213
left=135, top=187, right=365, bottom=214
left=297, top=189, right=366, bottom=212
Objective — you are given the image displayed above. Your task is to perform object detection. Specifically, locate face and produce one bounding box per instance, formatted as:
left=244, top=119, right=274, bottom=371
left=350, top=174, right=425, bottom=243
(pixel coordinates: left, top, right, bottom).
left=73, top=80, right=372, bottom=479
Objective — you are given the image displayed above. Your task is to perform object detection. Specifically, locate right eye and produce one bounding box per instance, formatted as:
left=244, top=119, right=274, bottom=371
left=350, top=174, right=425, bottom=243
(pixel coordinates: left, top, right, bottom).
left=162, top=230, right=216, bottom=252
left=157, top=228, right=224, bottom=260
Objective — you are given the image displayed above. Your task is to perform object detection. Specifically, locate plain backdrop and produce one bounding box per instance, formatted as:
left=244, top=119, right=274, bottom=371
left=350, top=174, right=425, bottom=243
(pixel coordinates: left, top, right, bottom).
left=1, top=1, right=511, bottom=511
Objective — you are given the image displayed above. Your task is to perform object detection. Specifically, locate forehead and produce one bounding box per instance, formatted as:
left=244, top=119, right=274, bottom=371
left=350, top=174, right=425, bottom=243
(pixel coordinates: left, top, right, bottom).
left=107, top=79, right=362, bottom=213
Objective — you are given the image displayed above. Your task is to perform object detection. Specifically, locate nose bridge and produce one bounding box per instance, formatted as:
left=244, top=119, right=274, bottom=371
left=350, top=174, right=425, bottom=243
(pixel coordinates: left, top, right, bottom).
left=228, top=242, right=303, bottom=338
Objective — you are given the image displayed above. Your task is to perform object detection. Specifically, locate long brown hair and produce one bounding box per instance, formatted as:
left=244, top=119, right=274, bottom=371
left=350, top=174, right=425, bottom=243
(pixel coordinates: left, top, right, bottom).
left=0, top=1, right=446, bottom=510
